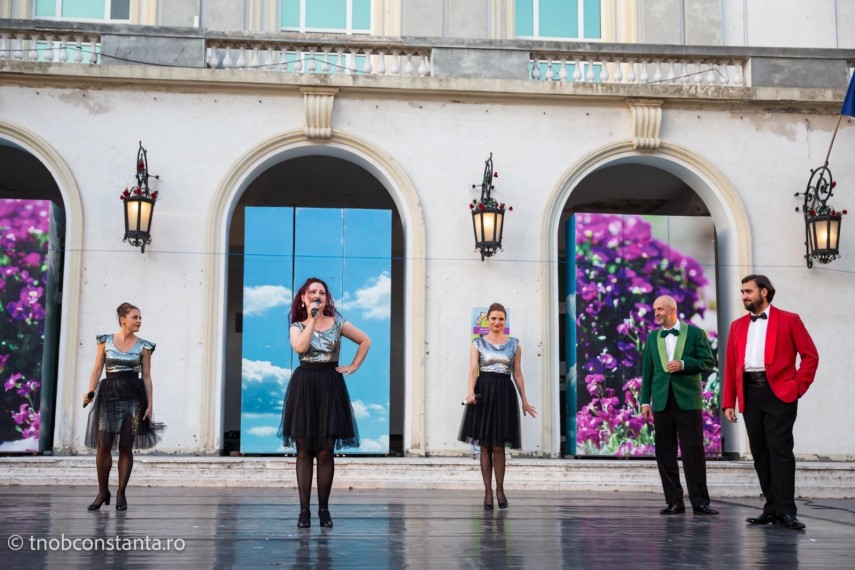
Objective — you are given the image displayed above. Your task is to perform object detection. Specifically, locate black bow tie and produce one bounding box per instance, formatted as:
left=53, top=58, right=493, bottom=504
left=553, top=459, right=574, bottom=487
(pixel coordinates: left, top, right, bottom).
left=660, top=329, right=679, bottom=338
left=750, top=313, right=768, bottom=322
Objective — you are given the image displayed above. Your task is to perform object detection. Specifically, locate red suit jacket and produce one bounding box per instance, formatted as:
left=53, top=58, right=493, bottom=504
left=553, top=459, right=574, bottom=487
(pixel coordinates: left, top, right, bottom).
left=723, top=305, right=819, bottom=412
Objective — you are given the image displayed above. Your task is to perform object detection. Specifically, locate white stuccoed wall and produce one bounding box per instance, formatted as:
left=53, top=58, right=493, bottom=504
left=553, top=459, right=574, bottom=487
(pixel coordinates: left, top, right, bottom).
left=3, top=76, right=853, bottom=459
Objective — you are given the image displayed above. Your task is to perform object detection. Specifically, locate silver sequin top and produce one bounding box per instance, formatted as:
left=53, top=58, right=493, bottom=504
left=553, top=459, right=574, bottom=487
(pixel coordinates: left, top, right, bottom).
left=474, top=336, right=519, bottom=374
left=97, top=334, right=156, bottom=375
left=291, top=313, right=346, bottom=363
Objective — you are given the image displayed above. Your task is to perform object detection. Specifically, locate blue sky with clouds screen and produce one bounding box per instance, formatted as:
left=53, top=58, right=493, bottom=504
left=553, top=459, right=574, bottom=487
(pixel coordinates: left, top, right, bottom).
left=241, top=207, right=391, bottom=454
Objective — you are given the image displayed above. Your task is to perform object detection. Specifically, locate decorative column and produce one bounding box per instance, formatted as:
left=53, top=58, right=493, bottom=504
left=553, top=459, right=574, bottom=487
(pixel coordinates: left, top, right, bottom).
left=627, top=99, right=663, bottom=149
left=301, top=87, right=339, bottom=140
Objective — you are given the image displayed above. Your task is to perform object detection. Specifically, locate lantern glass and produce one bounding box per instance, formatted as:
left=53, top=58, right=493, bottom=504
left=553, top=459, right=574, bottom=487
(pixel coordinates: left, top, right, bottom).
left=808, top=215, right=840, bottom=254
left=474, top=211, right=502, bottom=243
left=124, top=197, right=154, bottom=235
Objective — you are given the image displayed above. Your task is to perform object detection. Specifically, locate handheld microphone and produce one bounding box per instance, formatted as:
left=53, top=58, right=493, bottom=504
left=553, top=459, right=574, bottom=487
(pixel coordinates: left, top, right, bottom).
left=461, top=394, right=482, bottom=405
left=82, top=391, right=95, bottom=408
left=310, top=299, right=321, bottom=317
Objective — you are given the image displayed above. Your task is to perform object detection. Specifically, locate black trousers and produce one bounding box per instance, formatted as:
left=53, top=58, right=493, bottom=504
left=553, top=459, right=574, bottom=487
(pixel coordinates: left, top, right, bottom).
left=654, top=386, right=710, bottom=508
left=743, top=383, right=799, bottom=516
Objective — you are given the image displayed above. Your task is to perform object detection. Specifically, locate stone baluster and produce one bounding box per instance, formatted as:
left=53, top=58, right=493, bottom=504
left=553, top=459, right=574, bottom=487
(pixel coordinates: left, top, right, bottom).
left=531, top=59, right=541, bottom=80
left=321, top=48, right=331, bottom=73
left=58, top=37, right=68, bottom=63
left=236, top=47, right=246, bottom=68
left=347, top=49, right=357, bottom=74
left=0, top=34, right=7, bottom=61
left=599, top=59, right=609, bottom=83
left=250, top=46, right=260, bottom=68
left=707, top=62, right=718, bottom=84
left=14, top=34, right=24, bottom=60
left=390, top=51, right=400, bottom=75
left=306, top=50, right=317, bottom=73
left=559, top=60, right=568, bottom=81
left=573, top=59, right=583, bottom=82
left=72, top=37, right=83, bottom=63
left=666, top=60, right=676, bottom=83
left=222, top=47, right=233, bottom=67
left=734, top=62, right=744, bottom=86
left=652, top=60, right=663, bottom=83
left=362, top=49, right=373, bottom=74
left=418, top=54, right=429, bottom=77
left=613, top=59, right=623, bottom=83
left=44, top=35, right=55, bottom=62
left=88, top=37, right=98, bottom=63
left=28, top=35, right=39, bottom=61
left=376, top=51, right=386, bottom=75
left=693, top=61, right=703, bottom=83
left=208, top=46, right=220, bottom=68
left=545, top=59, right=554, bottom=80
left=404, top=52, right=414, bottom=76
left=586, top=60, right=595, bottom=82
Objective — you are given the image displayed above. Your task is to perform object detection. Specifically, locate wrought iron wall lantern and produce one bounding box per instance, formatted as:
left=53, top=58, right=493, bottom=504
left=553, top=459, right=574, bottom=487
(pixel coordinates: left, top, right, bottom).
left=796, top=165, right=846, bottom=268
left=121, top=142, right=159, bottom=253
left=469, top=153, right=511, bottom=261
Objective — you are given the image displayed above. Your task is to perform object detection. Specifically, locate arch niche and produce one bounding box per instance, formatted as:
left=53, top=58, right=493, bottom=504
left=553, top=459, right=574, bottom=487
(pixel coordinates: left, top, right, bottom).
left=202, top=131, right=426, bottom=457
left=0, top=121, right=84, bottom=453
left=541, top=141, right=752, bottom=458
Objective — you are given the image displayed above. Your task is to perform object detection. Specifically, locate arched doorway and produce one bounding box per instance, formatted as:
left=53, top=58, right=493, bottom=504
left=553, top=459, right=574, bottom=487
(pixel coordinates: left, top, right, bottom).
left=224, top=154, right=405, bottom=456
left=541, top=142, right=752, bottom=459
left=201, top=131, right=427, bottom=457
left=0, top=140, right=66, bottom=453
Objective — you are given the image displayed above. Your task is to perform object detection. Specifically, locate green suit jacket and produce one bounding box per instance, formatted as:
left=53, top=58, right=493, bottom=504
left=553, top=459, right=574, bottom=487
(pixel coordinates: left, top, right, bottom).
left=640, top=323, right=715, bottom=412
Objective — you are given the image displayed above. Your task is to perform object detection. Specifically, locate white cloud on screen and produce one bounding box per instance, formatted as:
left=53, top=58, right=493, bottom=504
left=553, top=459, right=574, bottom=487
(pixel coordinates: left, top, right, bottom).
left=339, top=272, right=391, bottom=320
left=242, top=359, right=292, bottom=384
left=244, top=285, right=292, bottom=316
left=247, top=426, right=278, bottom=437
left=359, top=435, right=390, bottom=452
left=352, top=400, right=388, bottom=421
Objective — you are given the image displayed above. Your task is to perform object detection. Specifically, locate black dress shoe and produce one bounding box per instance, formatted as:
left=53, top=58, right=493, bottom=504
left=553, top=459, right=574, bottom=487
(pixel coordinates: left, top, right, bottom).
left=87, top=490, right=111, bottom=511
left=297, top=510, right=311, bottom=528
left=746, top=512, right=776, bottom=525
left=660, top=503, right=686, bottom=515
left=777, top=514, right=806, bottom=530
left=318, top=508, right=333, bottom=528
left=693, top=505, right=719, bottom=515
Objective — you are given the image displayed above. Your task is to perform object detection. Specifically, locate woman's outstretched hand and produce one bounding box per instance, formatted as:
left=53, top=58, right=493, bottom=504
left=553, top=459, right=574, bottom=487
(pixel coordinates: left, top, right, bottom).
left=523, top=402, right=537, bottom=418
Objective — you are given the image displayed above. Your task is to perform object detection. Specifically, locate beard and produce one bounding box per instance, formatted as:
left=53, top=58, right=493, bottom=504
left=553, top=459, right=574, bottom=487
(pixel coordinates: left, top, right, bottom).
left=744, top=299, right=761, bottom=313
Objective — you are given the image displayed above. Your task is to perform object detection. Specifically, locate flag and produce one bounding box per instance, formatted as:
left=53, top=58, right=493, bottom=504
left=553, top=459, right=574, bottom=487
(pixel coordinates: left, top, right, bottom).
left=843, top=72, right=855, bottom=118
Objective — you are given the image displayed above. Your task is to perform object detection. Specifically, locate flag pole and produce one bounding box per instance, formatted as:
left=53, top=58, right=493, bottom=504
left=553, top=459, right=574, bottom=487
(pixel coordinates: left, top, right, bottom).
left=823, top=113, right=845, bottom=167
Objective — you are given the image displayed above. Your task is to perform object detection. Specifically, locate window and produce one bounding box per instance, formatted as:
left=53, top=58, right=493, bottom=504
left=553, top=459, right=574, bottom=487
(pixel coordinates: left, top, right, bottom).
left=35, top=0, right=130, bottom=21
left=515, top=0, right=601, bottom=40
left=280, top=0, right=371, bottom=34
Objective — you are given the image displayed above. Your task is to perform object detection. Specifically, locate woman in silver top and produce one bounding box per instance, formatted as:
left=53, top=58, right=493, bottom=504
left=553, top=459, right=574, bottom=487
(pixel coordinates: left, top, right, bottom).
left=279, top=277, right=371, bottom=529
left=459, top=302, right=536, bottom=510
left=82, top=302, right=163, bottom=511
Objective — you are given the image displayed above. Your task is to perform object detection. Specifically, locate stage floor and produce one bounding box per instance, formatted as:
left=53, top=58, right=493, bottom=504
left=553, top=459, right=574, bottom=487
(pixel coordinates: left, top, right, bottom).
left=1, top=486, right=853, bottom=568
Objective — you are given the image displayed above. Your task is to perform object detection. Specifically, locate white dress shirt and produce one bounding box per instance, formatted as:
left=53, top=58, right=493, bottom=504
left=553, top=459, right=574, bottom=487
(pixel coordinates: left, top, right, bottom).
left=744, top=306, right=770, bottom=371
left=662, top=321, right=681, bottom=361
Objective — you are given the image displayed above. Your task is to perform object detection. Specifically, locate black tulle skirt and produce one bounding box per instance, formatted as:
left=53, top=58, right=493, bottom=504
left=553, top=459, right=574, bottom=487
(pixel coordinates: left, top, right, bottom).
left=278, top=362, right=360, bottom=451
left=84, top=372, right=165, bottom=450
left=458, top=372, right=521, bottom=449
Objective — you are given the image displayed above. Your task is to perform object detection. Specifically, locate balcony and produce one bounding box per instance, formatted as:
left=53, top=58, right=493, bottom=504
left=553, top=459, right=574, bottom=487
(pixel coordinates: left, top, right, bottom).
left=1, top=18, right=853, bottom=105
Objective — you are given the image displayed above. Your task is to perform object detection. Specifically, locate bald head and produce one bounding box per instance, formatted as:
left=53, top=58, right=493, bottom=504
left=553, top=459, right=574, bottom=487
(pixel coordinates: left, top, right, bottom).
left=653, top=295, right=678, bottom=328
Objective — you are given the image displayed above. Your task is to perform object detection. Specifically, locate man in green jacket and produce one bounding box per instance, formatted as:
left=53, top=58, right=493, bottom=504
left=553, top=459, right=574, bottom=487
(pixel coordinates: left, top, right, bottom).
left=641, top=295, right=717, bottom=515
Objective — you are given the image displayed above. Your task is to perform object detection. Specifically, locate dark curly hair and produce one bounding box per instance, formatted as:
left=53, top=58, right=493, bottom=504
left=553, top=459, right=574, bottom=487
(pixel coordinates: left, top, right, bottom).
left=290, top=277, right=336, bottom=323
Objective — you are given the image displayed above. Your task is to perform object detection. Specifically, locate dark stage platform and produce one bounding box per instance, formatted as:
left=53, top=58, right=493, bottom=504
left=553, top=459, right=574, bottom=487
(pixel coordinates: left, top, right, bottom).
left=1, top=486, right=853, bottom=568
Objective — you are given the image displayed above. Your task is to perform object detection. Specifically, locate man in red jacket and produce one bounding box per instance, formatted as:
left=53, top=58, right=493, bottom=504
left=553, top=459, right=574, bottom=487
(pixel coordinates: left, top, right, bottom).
left=723, top=274, right=819, bottom=530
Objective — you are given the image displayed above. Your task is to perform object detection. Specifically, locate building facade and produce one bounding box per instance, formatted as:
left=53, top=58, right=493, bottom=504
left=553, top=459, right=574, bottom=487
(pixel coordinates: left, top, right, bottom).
left=1, top=0, right=853, bottom=459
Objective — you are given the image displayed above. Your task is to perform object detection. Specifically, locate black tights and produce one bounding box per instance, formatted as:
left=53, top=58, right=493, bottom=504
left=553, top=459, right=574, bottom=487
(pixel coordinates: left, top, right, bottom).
left=480, top=446, right=506, bottom=503
left=94, top=416, right=135, bottom=503
left=296, top=439, right=335, bottom=512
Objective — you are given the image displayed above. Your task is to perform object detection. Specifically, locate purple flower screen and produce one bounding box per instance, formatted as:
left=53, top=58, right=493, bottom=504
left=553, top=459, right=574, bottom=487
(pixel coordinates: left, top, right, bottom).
left=0, top=199, right=49, bottom=451
left=574, top=213, right=721, bottom=458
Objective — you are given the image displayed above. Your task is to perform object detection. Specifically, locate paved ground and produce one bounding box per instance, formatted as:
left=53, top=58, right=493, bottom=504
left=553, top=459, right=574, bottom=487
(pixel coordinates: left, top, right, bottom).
left=1, top=486, right=853, bottom=568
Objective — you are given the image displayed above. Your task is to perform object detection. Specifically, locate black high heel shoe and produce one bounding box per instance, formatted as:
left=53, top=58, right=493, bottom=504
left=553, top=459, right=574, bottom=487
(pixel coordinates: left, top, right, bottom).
left=115, top=494, right=128, bottom=511
left=484, top=493, right=494, bottom=510
left=496, top=492, right=508, bottom=510
left=318, top=508, right=334, bottom=528
left=297, top=510, right=311, bottom=528
left=87, top=490, right=111, bottom=510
